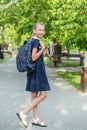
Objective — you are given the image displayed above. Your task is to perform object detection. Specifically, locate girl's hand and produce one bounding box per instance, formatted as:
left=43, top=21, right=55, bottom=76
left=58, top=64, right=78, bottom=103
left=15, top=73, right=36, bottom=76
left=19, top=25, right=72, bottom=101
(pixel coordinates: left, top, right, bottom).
left=43, top=48, right=48, bottom=55
left=40, top=42, right=45, bottom=51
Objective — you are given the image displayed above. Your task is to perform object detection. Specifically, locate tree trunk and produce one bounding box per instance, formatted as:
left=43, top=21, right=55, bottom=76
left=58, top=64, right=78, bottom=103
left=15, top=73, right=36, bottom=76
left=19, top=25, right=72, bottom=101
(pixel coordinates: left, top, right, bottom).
left=66, top=43, right=70, bottom=59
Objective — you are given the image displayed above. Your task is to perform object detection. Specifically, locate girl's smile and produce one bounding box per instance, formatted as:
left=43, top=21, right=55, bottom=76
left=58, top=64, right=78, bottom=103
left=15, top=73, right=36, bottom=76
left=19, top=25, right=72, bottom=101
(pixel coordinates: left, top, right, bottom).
left=33, top=25, right=45, bottom=38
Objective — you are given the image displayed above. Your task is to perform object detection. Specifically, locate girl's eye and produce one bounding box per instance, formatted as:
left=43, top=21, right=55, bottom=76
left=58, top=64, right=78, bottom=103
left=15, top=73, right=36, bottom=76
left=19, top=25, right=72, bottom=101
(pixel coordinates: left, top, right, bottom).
left=39, top=29, right=42, bottom=31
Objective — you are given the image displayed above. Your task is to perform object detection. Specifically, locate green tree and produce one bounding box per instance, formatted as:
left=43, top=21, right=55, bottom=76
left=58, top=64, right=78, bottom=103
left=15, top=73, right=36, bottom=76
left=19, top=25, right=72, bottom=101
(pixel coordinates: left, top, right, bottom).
left=0, top=0, right=87, bottom=51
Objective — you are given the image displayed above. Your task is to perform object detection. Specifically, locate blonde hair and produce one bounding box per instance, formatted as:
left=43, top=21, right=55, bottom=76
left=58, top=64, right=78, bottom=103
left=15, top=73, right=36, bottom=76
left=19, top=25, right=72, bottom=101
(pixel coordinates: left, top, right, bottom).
left=33, top=22, right=44, bottom=30
left=30, top=22, right=44, bottom=41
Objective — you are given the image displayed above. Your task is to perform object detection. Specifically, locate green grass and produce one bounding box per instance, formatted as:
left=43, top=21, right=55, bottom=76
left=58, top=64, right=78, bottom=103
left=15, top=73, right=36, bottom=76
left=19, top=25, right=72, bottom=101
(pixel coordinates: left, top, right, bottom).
left=44, top=56, right=80, bottom=67
left=44, top=56, right=81, bottom=90
left=0, top=59, right=4, bottom=63
left=0, top=53, right=11, bottom=64
left=57, top=71, right=81, bottom=90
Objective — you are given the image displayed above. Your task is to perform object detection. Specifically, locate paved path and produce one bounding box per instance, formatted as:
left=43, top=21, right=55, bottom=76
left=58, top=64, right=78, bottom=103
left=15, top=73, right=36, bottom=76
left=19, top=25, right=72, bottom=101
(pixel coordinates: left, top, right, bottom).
left=0, top=57, right=87, bottom=130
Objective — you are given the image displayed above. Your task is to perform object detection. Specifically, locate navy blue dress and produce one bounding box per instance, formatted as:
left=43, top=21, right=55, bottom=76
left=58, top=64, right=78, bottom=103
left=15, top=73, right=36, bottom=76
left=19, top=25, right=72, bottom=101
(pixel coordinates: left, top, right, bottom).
left=26, top=38, right=50, bottom=92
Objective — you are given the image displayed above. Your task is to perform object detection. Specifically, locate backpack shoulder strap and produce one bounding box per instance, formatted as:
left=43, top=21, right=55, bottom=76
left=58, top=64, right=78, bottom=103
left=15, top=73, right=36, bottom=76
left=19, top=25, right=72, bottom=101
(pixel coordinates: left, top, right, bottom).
left=23, top=40, right=30, bottom=45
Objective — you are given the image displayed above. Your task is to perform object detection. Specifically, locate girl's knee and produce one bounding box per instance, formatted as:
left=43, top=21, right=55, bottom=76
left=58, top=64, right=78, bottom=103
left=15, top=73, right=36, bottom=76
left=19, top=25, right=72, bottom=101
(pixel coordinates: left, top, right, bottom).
left=40, top=91, right=47, bottom=99
left=32, top=92, right=38, bottom=98
left=44, top=92, right=47, bottom=98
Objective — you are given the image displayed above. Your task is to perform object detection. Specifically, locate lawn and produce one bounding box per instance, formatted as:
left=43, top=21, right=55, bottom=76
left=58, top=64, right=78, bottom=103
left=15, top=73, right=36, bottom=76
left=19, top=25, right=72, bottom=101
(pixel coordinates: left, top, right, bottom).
left=0, top=59, right=4, bottom=64
left=44, top=56, right=82, bottom=91
left=0, top=53, right=12, bottom=64
left=57, top=71, right=81, bottom=90
left=44, top=56, right=80, bottom=67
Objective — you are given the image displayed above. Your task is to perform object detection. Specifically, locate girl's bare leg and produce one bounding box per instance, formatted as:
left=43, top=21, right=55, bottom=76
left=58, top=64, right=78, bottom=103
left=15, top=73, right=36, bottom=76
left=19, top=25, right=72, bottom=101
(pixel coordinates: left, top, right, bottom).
left=31, top=92, right=38, bottom=119
left=23, top=91, right=47, bottom=115
left=18, top=91, right=47, bottom=125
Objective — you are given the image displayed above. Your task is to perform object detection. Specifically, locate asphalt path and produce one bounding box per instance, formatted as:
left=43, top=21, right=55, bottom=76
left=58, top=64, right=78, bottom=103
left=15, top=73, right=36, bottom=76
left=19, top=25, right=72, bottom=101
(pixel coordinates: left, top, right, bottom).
left=0, top=57, right=87, bottom=130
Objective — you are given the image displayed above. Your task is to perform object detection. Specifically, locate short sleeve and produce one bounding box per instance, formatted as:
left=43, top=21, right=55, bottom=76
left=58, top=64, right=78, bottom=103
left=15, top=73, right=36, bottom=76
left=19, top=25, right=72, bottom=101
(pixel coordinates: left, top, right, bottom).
left=32, top=39, right=39, bottom=49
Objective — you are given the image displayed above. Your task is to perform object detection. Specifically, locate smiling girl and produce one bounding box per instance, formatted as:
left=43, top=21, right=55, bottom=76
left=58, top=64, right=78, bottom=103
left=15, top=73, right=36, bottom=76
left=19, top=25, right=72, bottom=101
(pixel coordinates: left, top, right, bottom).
left=16, top=22, right=50, bottom=127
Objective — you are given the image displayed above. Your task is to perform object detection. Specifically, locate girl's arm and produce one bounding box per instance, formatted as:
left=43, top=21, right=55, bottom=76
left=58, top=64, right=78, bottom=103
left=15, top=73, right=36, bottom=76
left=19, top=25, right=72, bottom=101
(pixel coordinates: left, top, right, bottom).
left=32, top=43, right=45, bottom=62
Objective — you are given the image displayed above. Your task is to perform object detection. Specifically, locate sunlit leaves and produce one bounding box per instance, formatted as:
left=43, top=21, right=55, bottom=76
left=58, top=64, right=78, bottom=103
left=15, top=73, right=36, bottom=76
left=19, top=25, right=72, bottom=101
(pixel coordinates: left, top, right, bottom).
left=0, top=0, right=87, bottom=50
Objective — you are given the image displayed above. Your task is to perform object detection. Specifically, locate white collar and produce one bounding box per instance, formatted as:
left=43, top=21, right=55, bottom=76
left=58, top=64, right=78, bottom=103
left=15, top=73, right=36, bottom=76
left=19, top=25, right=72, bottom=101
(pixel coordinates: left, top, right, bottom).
left=33, top=36, right=42, bottom=43
left=33, top=36, right=39, bottom=40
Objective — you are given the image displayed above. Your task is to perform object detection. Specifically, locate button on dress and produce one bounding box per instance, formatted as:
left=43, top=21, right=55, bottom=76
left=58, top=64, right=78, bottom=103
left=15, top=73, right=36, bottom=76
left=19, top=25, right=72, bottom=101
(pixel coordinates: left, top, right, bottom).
left=26, top=38, right=50, bottom=92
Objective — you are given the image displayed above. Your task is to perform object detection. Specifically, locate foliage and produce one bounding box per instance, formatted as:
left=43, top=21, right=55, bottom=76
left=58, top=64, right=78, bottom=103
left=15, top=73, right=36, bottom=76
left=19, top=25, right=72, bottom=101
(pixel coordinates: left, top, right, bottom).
left=0, top=0, right=87, bottom=50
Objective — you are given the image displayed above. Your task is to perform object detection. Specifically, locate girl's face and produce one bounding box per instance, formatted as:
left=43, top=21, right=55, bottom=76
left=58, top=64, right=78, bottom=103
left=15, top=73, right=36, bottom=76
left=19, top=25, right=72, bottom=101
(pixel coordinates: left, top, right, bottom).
left=33, top=25, right=45, bottom=38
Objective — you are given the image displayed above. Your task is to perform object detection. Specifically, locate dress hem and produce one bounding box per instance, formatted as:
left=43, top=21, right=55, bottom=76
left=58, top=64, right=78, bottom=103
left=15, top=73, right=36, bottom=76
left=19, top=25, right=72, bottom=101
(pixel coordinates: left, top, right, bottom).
left=25, top=89, right=51, bottom=92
